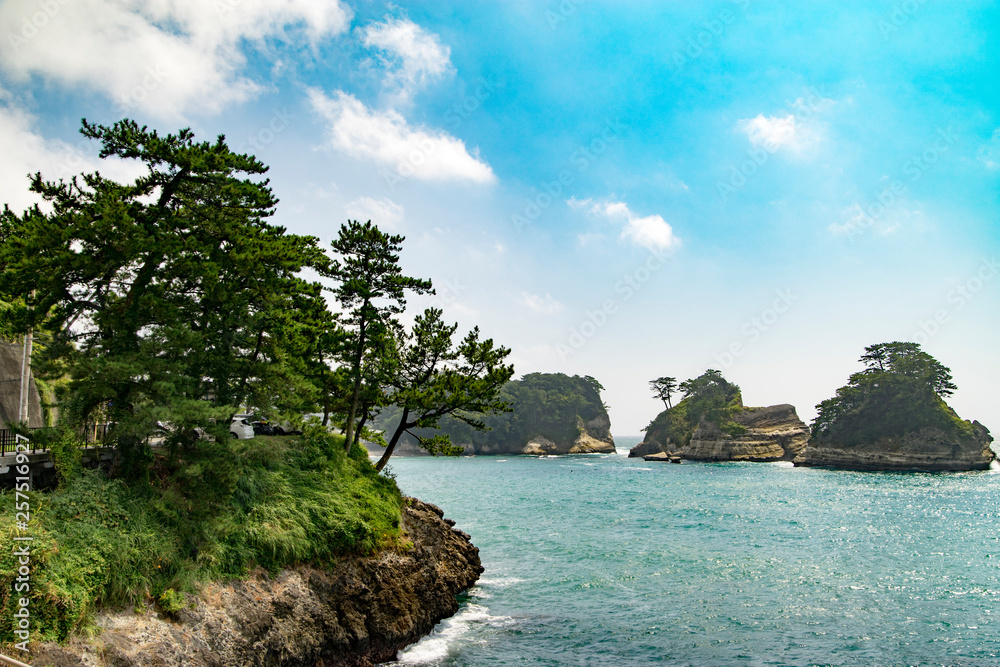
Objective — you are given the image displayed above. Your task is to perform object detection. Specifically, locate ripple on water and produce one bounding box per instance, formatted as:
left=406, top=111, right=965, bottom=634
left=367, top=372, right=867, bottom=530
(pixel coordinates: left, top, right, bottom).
left=388, top=453, right=1000, bottom=666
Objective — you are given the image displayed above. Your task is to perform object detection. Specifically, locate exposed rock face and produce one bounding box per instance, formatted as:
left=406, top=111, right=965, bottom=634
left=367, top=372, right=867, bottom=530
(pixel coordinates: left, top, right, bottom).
left=684, top=405, right=809, bottom=462
left=794, top=421, right=996, bottom=472
left=628, top=438, right=673, bottom=458
left=370, top=373, right=615, bottom=457
left=371, top=414, right=616, bottom=457
left=629, top=404, right=809, bottom=462
left=0, top=341, right=43, bottom=427
left=32, top=498, right=483, bottom=667
left=469, top=414, right=615, bottom=455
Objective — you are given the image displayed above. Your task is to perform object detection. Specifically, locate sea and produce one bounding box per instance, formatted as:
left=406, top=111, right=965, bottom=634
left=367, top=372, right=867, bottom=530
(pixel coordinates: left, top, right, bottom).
left=382, top=437, right=1000, bottom=666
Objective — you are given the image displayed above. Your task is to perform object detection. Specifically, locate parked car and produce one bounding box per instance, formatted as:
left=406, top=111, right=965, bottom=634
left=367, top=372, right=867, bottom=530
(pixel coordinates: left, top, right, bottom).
left=250, top=419, right=273, bottom=436
left=230, top=416, right=255, bottom=440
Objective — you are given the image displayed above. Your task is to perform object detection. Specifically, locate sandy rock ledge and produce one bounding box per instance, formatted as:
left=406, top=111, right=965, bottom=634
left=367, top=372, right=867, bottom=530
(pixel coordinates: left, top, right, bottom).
left=31, top=498, right=483, bottom=667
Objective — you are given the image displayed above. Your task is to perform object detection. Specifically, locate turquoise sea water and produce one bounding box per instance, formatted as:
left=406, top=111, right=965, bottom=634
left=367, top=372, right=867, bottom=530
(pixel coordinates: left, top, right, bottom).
left=384, top=442, right=1000, bottom=666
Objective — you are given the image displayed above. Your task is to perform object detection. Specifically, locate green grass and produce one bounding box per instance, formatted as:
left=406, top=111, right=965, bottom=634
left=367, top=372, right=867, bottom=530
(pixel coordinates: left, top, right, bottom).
left=0, top=428, right=402, bottom=644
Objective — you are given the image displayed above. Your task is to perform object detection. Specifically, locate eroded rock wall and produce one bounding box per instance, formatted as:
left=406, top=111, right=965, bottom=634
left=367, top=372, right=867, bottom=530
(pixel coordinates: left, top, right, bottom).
left=794, top=421, right=995, bottom=472
left=629, top=404, right=809, bottom=462
left=32, top=498, right=483, bottom=667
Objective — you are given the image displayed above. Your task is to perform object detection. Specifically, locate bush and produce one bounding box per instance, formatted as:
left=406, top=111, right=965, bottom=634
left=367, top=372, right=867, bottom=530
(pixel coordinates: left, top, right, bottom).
left=0, top=430, right=402, bottom=643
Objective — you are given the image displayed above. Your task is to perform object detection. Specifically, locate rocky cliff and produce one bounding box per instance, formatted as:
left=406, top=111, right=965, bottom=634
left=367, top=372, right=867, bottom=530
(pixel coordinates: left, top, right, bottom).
left=629, top=404, right=808, bottom=462
left=31, top=498, right=483, bottom=667
left=794, top=421, right=995, bottom=472
left=474, top=413, right=616, bottom=455
left=371, top=373, right=616, bottom=456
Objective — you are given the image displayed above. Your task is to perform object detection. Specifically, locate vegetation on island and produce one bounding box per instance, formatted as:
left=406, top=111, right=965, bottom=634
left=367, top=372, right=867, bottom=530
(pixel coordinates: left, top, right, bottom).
left=0, top=119, right=512, bottom=642
left=375, top=372, right=608, bottom=452
left=643, top=369, right=745, bottom=448
left=811, top=342, right=975, bottom=445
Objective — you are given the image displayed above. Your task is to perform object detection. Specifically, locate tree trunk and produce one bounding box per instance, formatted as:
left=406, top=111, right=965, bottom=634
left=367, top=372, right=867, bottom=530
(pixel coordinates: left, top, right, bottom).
left=343, top=317, right=367, bottom=451
left=375, top=407, right=410, bottom=472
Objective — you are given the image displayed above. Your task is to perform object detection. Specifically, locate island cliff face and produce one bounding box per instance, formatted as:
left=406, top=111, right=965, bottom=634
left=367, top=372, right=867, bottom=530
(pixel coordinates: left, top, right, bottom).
left=794, top=421, right=995, bottom=472
left=32, top=498, right=483, bottom=667
left=372, top=373, right=616, bottom=456
left=630, top=404, right=808, bottom=462
left=475, top=413, right=615, bottom=455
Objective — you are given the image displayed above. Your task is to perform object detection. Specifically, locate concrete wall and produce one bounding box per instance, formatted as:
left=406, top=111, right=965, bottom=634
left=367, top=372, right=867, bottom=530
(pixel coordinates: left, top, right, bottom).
left=0, top=341, right=43, bottom=428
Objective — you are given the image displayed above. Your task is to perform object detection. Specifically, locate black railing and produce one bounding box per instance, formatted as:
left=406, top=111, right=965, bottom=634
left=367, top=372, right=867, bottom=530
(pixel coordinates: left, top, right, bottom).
left=0, top=423, right=116, bottom=456
left=0, top=428, right=43, bottom=456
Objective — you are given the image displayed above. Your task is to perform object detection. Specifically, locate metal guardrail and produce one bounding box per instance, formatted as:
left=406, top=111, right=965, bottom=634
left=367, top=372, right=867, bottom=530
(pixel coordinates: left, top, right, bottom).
left=0, top=652, right=32, bottom=666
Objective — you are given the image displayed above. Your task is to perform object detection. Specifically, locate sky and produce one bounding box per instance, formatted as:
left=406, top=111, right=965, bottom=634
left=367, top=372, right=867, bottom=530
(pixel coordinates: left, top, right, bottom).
left=0, top=0, right=998, bottom=436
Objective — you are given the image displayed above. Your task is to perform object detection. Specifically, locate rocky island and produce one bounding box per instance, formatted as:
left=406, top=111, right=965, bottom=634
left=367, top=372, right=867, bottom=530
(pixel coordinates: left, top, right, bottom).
left=632, top=402, right=809, bottom=462
left=794, top=342, right=996, bottom=472
left=630, top=370, right=807, bottom=462
left=371, top=373, right=616, bottom=456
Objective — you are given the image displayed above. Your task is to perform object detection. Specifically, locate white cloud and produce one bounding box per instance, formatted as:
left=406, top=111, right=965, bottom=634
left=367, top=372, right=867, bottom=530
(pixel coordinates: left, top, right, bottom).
left=978, top=128, right=1000, bottom=170
left=0, top=0, right=352, bottom=120
left=568, top=197, right=680, bottom=252
left=0, top=89, right=143, bottom=213
left=361, top=17, right=453, bottom=104
left=309, top=89, right=496, bottom=184
left=738, top=114, right=800, bottom=152
left=518, top=292, right=564, bottom=314
left=345, top=196, right=404, bottom=228
left=828, top=202, right=924, bottom=239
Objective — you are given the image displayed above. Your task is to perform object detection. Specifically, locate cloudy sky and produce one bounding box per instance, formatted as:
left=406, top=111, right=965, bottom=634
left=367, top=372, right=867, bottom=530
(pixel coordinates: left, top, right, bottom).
left=1, top=1, right=998, bottom=435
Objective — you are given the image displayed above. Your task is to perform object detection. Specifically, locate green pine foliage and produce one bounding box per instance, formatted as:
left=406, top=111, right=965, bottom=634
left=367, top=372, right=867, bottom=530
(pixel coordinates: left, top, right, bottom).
left=0, top=431, right=401, bottom=643
left=811, top=342, right=975, bottom=445
left=642, top=369, right=744, bottom=447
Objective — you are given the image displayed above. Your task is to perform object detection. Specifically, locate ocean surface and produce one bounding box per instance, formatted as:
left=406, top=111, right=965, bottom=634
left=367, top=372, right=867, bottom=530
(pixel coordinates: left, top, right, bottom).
left=383, top=438, right=1000, bottom=666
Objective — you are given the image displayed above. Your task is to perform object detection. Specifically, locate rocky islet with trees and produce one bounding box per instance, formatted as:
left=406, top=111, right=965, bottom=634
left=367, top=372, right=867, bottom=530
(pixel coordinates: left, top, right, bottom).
left=632, top=342, right=994, bottom=472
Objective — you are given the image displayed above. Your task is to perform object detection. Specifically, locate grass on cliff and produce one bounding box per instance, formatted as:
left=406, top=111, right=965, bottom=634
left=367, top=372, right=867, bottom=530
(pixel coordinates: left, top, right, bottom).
left=0, top=428, right=403, bottom=644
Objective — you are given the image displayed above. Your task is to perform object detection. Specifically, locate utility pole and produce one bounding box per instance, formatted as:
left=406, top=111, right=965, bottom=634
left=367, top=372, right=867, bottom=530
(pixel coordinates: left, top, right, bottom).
left=17, top=327, right=32, bottom=425
left=17, top=292, right=34, bottom=425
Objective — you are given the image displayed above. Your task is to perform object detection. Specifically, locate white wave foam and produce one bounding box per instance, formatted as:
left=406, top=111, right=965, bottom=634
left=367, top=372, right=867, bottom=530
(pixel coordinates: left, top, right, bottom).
left=392, top=603, right=510, bottom=664
left=476, top=576, right=524, bottom=589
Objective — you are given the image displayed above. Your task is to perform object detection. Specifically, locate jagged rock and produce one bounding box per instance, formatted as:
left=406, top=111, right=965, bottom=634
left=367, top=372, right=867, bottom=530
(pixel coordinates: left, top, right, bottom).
left=31, top=498, right=483, bottom=667
left=682, top=404, right=809, bottom=462
left=628, top=438, right=674, bottom=458
left=794, top=421, right=995, bottom=472
left=643, top=451, right=681, bottom=463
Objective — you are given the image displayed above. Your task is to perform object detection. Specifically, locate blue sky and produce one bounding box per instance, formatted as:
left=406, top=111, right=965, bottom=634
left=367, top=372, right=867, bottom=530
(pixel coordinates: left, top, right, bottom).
left=1, top=0, right=998, bottom=435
